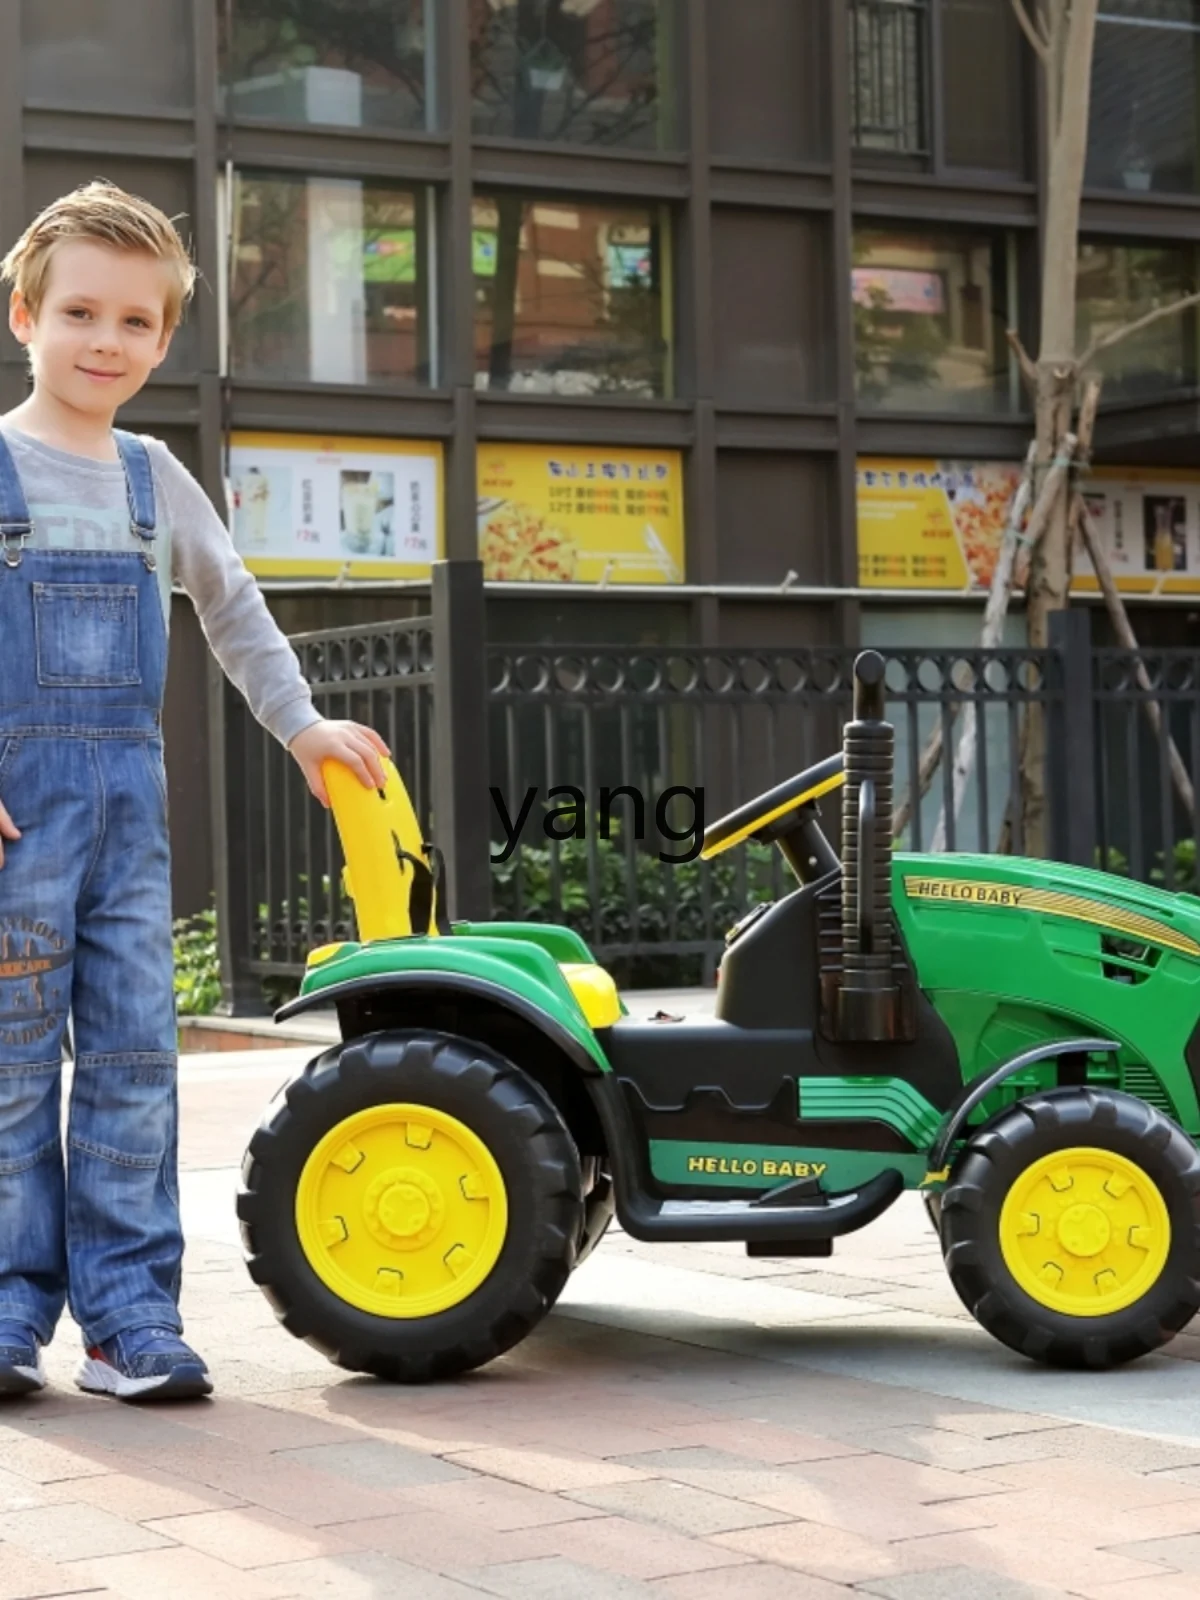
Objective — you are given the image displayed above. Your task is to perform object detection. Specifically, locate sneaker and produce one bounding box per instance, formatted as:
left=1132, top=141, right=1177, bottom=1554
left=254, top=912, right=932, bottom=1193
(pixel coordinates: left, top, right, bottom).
left=0, top=1322, right=46, bottom=1397
left=76, top=1327, right=212, bottom=1403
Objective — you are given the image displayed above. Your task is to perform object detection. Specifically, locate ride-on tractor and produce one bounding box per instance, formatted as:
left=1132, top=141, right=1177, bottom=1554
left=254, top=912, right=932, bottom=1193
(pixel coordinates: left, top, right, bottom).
left=239, top=651, right=1200, bottom=1379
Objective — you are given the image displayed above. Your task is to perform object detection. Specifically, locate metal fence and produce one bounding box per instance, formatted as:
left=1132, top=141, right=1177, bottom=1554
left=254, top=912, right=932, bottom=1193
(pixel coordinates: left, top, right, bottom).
left=212, top=583, right=1200, bottom=1007
left=849, top=0, right=930, bottom=156
left=487, top=641, right=1053, bottom=983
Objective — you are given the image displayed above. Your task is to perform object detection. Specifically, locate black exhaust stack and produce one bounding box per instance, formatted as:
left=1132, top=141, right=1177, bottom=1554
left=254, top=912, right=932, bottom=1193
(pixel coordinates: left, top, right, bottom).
left=837, top=650, right=898, bottom=1041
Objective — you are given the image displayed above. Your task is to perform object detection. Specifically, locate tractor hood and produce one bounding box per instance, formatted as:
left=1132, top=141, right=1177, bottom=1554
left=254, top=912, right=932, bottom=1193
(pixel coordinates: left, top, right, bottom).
left=893, top=853, right=1200, bottom=964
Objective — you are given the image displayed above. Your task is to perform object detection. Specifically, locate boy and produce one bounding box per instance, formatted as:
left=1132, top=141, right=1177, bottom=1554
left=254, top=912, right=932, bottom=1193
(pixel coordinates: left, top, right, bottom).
left=0, top=181, right=388, bottom=1403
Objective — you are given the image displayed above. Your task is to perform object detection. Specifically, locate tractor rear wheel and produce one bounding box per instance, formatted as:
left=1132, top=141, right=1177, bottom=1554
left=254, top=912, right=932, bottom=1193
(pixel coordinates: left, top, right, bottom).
left=940, top=1086, right=1200, bottom=1368
left=238, top=1031, right=583, bottom=1383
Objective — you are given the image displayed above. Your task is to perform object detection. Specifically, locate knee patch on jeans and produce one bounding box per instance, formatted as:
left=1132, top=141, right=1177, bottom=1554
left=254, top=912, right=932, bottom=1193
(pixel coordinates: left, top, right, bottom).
left=0, top=1058, right=63, bottom=1175
left=69, top=1051, right=177, bottom=1170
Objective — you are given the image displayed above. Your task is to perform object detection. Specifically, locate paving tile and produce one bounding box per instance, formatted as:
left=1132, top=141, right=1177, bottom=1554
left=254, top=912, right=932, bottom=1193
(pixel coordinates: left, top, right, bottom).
left=0, top=1436, right=114, bottom=1485
left=67, top=1546, right=296, bottom=1600
left=661, top=1419, right=863, bottom=1465
left=0, top=1540, right=104, bottom=1600
left=259, top=1550, right=488, bottom=1598
left=1077, top=1577, right=1200, bottom=1600
left=975, top=1457, right=1200, bottom=1509
left=460, top=1555, right=656, bottom=1599
left=0, top=1467, right=69, bottom=1514
left=276, top=1439, right=471, bottom=1490
left=612, top=1447, right=819, bottom=1502
left=0, top=1502, right=174, bottom=1561
left=142, top=1506, right=358, bottom=1570
left=65, top=1469, right=245, bottom=1521
left=564, top=1479, right=788, bottom=1536
left=396, top=1475, right=607, bottom=1530
left=925, top=1412, right=1067, bottom=1441
left=847, top=1423, right=1092, bottom=1473
left=1106, top=1533, right=1200, bottom=1575
left=886, top=1528, right=1173, bottom=1592
left=652, top=1566, right=856, bottom=1599
left=171, top=1456, right=409, bottom=1527
left=711, top=1520, right=950, bottom=1584
left=857, top=1566, right=1060, bottom=1599
left=947, top=1488, right=1200, bottom=1547
left=332, top=1509, right=562, bottom=1572
left=527, top=1514, right=753, bottom=1580
left=444, top=1445, right=650, bottom=1492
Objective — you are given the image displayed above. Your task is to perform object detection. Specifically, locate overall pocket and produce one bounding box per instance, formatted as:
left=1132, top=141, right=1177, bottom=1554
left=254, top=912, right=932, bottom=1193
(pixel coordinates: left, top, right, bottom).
left=33, top=584, right=140, bottom=688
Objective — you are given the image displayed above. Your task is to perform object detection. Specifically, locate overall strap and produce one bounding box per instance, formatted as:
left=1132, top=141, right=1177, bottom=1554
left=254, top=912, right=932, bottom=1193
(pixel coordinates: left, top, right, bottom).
left=113, top=429, right=158, bottom=570
left=0, top=430, right=34, bottom=569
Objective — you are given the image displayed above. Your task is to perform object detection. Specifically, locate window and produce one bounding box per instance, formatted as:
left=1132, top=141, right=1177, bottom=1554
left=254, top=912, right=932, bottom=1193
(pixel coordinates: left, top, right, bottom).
left=853, top=227, right=1018, bottom=413
left=850, top=0, right=1025, bottom=174
left=1088, top=4, right=1200, bottom=195
left=472, top=194, right=671, bottom=398
left=849, top=0, right=929, bottom=157
left=228, top=172, right=434, bottom=387
left=219, top=0, right=428, bottom=131
left=1077, top=241, right=1200, bottom=401
left=23, top=0, right=192, bottom=111
left=470, top=0, right=667, bottom=149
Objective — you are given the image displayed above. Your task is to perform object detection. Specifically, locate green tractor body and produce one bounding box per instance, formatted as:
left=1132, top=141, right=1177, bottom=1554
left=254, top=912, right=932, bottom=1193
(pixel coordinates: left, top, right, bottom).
left=239, top=653, right=1200, bottom=1381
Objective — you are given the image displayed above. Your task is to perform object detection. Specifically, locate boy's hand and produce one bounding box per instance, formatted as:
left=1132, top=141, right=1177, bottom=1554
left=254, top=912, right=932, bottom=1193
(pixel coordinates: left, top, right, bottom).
left=0, top=796, right=19, bottom=869
left=290, top=721, right=390, bottom=808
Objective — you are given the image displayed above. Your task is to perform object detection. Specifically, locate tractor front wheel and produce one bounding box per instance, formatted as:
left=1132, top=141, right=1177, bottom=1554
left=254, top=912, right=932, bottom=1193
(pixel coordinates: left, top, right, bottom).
left=941, top=1087, right=1200, bottom=1368
left=238, top=1031, right=583, bottom=1383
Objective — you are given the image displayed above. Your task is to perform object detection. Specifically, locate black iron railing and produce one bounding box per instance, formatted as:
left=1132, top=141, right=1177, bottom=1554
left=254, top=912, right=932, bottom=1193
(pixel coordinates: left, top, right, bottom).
left=213, top=577, right=1200, bottom=1005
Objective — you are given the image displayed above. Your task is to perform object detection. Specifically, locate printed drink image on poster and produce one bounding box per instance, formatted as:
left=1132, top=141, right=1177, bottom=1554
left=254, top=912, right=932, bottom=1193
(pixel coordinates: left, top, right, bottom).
left=229, top=432, right=443, bottom=579
left=477, top=443, right=685, bottom=584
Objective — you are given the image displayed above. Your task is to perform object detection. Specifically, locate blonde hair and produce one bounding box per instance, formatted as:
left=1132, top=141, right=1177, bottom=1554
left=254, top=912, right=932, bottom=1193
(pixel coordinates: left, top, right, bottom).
left=0, top=180, right=197, bottom=332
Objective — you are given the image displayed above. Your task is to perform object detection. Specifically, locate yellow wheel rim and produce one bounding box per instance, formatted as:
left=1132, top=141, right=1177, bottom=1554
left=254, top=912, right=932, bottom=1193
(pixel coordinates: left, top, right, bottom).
left=295, top=1103, right=508, bottom=1319
left=999, top=1146, right=1171, bottom=1318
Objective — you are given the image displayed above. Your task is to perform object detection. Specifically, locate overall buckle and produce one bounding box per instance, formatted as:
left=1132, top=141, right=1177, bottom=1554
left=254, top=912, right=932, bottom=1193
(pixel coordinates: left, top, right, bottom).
left=132, top=521, right=157, bottom=573
left=1, top=527, right=29, bottom=568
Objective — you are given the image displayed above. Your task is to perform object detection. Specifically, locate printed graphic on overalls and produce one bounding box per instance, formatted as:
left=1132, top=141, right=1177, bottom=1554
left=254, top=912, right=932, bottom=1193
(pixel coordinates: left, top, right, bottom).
left=0, top=916, right=71, bottom=1047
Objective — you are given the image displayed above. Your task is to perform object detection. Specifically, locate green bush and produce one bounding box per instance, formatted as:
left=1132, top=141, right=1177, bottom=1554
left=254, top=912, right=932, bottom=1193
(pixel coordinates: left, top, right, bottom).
left=173, top=906, right=221, bottom=1016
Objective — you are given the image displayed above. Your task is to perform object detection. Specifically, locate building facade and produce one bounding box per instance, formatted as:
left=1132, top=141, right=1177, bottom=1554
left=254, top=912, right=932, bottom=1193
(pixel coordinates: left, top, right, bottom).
left=6, top=1, right=1200, bottom=912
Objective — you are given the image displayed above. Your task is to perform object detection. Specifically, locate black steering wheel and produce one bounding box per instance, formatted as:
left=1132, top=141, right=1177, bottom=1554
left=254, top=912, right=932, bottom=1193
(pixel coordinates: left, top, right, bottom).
left=700, top=753, right=845, bottom=860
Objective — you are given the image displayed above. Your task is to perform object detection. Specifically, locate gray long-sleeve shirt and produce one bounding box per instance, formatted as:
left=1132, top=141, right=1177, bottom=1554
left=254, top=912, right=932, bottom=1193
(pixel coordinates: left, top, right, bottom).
left=0, top=425, right=322, bottom=748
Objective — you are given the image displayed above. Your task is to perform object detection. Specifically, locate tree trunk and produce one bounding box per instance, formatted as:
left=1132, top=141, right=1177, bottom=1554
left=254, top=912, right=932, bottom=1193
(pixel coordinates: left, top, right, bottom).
left=1018, top=0, right=1099, bottom=855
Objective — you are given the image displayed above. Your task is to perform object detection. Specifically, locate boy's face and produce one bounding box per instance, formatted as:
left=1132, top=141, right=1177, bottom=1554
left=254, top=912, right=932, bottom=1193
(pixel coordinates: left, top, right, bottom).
left=9, top=239, right=174, bottom=418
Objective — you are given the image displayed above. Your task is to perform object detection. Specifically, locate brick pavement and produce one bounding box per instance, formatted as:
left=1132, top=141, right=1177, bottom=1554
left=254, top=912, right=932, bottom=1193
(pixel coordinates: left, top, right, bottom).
left=2, top=1046, right=1200, bottom=1598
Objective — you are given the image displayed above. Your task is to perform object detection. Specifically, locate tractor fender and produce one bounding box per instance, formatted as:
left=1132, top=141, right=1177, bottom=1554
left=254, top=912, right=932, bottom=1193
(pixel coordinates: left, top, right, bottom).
left=275, top=971, right=607, bottom=1078
left=927, top=1035, right=1120, bottom=1174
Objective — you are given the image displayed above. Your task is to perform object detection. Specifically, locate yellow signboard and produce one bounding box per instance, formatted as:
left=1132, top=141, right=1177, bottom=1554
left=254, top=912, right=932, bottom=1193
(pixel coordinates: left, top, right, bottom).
left=229, top=432, right=444, bottom=580
left=477, top=443, right=685, bottom=584
left=858, top=457, right=1200, bottom=596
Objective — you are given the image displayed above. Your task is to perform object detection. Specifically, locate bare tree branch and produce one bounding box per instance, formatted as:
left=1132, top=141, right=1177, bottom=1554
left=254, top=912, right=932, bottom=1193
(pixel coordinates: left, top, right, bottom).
left=1006, top=327, right=1038, bottom=395
left=1079, top=290, right=1200, bottom=369
left=1010, top=0, right=1050, bottom=60
left=893, top=707, right=959, bottom=841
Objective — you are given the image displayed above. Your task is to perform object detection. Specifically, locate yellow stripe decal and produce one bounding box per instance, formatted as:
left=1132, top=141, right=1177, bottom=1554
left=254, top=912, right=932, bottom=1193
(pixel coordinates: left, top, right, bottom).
left=700, top=771, right=846, bottom=860
left=903, top=876, right=1200, bottom=958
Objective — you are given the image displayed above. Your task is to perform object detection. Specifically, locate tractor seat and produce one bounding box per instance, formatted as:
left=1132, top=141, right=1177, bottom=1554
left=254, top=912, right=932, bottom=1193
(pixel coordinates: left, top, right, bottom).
left=321, top=758, right=623, bottom=1029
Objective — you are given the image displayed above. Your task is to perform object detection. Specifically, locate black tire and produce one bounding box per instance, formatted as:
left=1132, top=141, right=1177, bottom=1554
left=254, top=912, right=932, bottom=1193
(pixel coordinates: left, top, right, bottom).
left=576, top=1160, right=614, bottom=1266
left=941, top=1086, right=1200, bottom=1369
left=237, top=1031, right=583, bottom=1383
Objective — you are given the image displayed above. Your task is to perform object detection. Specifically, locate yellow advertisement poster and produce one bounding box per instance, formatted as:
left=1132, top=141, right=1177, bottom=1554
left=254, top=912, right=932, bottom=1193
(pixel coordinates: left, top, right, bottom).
left=229, top=432, right=444, bottom=580
left=856, top=459, right=1022, bottom=590
left=477, top=443, right=685, bottom=584
left=857, top=457, right=1200, bottom=595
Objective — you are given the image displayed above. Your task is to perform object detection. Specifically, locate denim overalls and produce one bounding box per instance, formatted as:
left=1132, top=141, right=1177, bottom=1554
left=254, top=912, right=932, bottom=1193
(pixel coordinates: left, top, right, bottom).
left=0, top=429, right=182, bottom=1349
